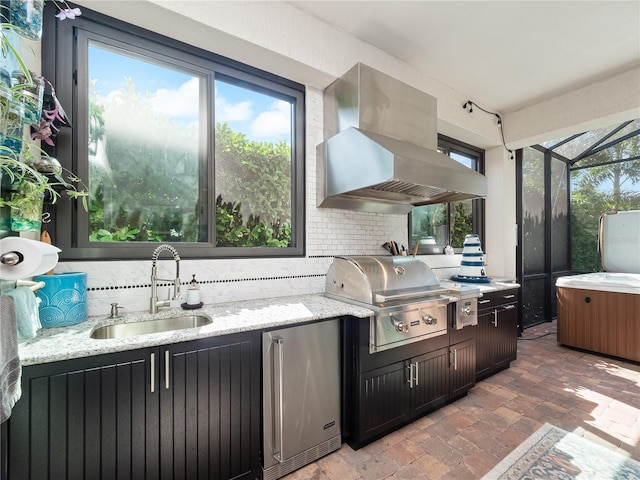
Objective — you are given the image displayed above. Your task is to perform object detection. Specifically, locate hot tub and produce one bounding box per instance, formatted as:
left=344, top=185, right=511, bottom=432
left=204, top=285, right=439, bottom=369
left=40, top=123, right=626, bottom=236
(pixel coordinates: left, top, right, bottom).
left=556, top=273, right=640, bottom=362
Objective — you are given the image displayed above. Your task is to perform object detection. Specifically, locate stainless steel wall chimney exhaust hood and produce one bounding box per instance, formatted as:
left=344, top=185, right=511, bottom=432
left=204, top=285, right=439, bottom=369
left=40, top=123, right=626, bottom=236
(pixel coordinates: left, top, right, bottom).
left=316, top=63, right=488, bottom=215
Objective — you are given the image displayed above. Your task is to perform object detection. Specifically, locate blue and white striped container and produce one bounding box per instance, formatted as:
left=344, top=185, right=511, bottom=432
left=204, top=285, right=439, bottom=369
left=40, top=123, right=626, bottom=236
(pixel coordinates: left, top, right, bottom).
left=458, top=234, right=487, bottom=278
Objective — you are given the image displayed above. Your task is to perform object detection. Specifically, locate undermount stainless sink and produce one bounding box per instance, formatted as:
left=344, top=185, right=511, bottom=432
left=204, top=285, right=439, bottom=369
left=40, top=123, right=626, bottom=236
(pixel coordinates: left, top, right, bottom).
left=90, top=315, right=212, bottom=339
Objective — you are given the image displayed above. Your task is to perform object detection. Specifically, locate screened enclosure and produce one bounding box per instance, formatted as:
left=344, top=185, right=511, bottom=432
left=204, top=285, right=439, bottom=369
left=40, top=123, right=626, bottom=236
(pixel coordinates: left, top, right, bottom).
left=517, top=119, right=640, bottom=329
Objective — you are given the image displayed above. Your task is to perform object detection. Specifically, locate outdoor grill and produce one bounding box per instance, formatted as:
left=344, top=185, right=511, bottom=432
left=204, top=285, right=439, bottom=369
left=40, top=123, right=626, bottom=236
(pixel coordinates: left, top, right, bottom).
left=326, top=256, right=481, bottom=353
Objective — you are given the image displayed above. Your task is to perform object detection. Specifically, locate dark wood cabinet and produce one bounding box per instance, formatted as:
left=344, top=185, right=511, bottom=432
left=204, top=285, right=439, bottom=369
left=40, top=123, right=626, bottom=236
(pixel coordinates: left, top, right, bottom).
left=449, top=338, right=476, bottom=399
left=357, top=345, right=453, bottom=442
left=4, top=347, right=158, bottom=480
left=476, top=289, right=519, bottom=381
left=411, top=347, right=450, bottom=416
left=358, top=361, right=411, bottom=441
left=160, top=335, right=260, bottom=480
left=2, top=332, right=261, bottom=480
left=346, top=317, right=477, bottom=449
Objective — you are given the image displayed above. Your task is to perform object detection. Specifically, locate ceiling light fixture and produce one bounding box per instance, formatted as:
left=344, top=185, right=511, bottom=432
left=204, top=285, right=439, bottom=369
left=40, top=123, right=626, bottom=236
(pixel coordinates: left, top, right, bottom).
left=462, top=100, right=514, bottom=160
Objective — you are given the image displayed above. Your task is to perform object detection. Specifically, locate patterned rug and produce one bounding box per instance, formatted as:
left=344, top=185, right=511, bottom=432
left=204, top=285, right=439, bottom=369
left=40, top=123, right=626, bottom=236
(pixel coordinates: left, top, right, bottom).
left=482, top=423, right=640, bottom=479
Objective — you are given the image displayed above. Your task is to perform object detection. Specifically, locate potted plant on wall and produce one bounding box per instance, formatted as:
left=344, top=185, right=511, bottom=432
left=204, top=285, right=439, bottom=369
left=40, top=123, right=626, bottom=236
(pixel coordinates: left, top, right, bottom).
left=1, top=151, right=50, bottom=232
left=0, top=83, right=87, bottom=235
left=0, top=1, right=86, bottom=237
left=0, top=147, right=87, bottom=234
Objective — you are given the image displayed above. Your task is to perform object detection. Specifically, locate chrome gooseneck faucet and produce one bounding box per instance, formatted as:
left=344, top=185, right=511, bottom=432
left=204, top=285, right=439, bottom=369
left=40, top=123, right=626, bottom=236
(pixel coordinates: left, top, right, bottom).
left=150, top=244, right=181, bottom=313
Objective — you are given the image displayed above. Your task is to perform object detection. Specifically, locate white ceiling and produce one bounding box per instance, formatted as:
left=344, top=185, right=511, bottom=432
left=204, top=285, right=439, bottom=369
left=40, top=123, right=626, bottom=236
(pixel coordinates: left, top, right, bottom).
left=288, top=1, right=640, bottom=114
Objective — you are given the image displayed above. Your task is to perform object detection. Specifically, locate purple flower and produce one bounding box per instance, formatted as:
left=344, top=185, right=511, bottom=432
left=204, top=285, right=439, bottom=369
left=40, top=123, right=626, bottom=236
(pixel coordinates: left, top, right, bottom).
left=31, top=120, right=55, bottom=147
left=55, top=7, right=82, bottom=20
left=42, top=107, right=66, bottom=129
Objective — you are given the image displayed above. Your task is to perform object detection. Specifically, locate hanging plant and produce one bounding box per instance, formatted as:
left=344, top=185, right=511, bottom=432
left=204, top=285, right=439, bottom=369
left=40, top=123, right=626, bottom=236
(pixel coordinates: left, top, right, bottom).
left=0, top=1, right=86, bottom=231
left=30, top=77, right=70, bottom=146
left=0, top=147, right=88, bottom=211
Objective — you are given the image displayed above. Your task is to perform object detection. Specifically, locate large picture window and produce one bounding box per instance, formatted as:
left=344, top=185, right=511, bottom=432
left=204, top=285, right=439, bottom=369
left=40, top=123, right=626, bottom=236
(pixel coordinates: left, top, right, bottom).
left=43, top=3, right=304, bottom=259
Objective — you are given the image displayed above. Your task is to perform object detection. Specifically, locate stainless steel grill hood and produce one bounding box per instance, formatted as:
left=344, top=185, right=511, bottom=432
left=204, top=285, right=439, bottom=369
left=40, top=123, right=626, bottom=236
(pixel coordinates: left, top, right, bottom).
left=316, top=63, right=488, bottom=214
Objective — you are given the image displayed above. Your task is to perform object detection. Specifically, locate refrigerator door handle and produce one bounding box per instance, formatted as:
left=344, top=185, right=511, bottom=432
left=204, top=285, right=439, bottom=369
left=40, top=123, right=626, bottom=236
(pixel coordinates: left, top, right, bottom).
left=272, top=336, right=284, bottom=463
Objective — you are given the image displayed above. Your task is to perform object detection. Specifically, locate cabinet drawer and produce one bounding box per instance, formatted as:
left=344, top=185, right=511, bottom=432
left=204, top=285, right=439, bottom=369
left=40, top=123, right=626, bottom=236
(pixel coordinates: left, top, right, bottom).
left=477, top=289, right=518, bottom=311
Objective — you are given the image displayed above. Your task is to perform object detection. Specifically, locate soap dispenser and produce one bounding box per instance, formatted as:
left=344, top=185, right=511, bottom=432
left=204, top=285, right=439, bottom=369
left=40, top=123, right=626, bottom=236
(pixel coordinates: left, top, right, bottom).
left=186, top=274, right=201, bottom=306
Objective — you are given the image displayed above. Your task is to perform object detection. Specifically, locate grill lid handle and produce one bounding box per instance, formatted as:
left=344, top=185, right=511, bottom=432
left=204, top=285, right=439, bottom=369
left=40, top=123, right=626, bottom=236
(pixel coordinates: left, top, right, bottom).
left=373, top=289, right=449, bottom=304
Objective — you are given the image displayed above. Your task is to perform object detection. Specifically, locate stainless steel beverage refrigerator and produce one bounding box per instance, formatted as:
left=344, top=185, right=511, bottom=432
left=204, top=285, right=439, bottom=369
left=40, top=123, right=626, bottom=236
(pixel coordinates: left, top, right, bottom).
left=262, top=319, right=341, bottom=480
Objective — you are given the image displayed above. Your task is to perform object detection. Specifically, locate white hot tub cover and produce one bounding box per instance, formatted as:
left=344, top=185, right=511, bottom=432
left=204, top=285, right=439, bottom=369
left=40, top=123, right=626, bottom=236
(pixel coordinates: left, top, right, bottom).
left=556, top=272, right=640, bottom=294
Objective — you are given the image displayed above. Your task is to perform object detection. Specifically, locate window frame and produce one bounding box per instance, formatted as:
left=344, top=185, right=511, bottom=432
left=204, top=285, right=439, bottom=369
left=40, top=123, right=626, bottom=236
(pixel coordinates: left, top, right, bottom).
left=42, top=2, right=305, bottom=260
left=408, top=134, right=485, bottom=252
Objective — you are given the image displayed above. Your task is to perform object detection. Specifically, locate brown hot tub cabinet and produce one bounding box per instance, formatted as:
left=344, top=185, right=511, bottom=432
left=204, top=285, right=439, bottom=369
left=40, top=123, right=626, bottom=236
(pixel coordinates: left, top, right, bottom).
left=557, top=286, right=640, bottom=363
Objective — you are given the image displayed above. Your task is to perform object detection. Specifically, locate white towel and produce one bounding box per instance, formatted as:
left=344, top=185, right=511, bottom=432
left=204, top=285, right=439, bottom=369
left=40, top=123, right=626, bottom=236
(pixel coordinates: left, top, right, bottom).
left=0, top=296, right=22, bottom=423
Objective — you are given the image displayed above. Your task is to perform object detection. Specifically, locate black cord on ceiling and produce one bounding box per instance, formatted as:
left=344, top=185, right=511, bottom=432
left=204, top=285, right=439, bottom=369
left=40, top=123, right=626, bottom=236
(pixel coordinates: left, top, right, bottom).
left=462, top=100, right=514, bottom=160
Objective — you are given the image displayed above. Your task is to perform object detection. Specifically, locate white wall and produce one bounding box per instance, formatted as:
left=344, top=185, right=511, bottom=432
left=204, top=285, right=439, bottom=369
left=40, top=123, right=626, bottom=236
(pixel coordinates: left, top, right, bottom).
left=484, top=146, right=517, bottom=279
left=504, top=68, right=640, bottom=149
left=36, top=1, right=634, bottom=316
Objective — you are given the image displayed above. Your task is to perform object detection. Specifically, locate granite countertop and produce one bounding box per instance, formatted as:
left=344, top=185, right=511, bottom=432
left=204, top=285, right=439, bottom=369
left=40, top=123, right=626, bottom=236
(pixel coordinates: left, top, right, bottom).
left=473, top=281, right=521, bottom=294
left=18, top=294, right=374, bottom=367
left=18, top=282, right=521, bottom=367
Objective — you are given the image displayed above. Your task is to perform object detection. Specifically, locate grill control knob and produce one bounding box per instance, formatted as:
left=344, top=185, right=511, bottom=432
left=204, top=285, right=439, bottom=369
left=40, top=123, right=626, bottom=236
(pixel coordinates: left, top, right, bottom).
left=461, top=307, right=473, bottom=316
left=391, top=317, right=409, bottom=333
left=423, top=315, right=437, bottom=325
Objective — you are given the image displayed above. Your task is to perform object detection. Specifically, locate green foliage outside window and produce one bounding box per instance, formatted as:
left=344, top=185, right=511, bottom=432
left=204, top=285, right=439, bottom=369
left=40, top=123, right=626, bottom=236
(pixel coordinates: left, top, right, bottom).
left=215, top=195, right=290, bottom=247
left=450, top=201, right=473, bottom=248
left=411, top=197, right=474, bottom=248
left=87, top=81, right=292, bottom=246
left=215, top=122, right=291, bottom=229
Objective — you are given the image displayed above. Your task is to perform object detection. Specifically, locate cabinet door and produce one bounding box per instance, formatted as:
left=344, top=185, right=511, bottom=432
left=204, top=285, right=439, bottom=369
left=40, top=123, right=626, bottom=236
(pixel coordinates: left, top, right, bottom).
left=476, top=289, right=519, bottom=381
left=357, top=361, right=411, bottom=443
left=475, top=309, right=495, bottom=380
left=411, top=347, right=449, bottom=417
left=161, top=332, right=261, bottom=480
left=493, top=304, right=518, bottom=370
left=5, top=347, right=159, bottom=480
left=449, top=339, right=476, bottom=399
left=4, top=333, right=261, bottom=480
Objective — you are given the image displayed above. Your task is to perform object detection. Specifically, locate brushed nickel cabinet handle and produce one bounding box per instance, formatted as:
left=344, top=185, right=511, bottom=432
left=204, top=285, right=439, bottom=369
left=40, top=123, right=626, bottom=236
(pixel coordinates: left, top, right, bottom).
left=165, top=350, right=170, bottom=389
left=407, top=363, right=419, bottom=388
left=150, top=352, right=155, bottom=393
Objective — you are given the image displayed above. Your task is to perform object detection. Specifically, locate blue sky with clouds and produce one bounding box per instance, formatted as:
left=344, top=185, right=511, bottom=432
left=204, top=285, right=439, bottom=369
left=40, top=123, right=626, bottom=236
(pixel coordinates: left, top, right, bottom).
left=89, top=44, right=292, bottom=144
